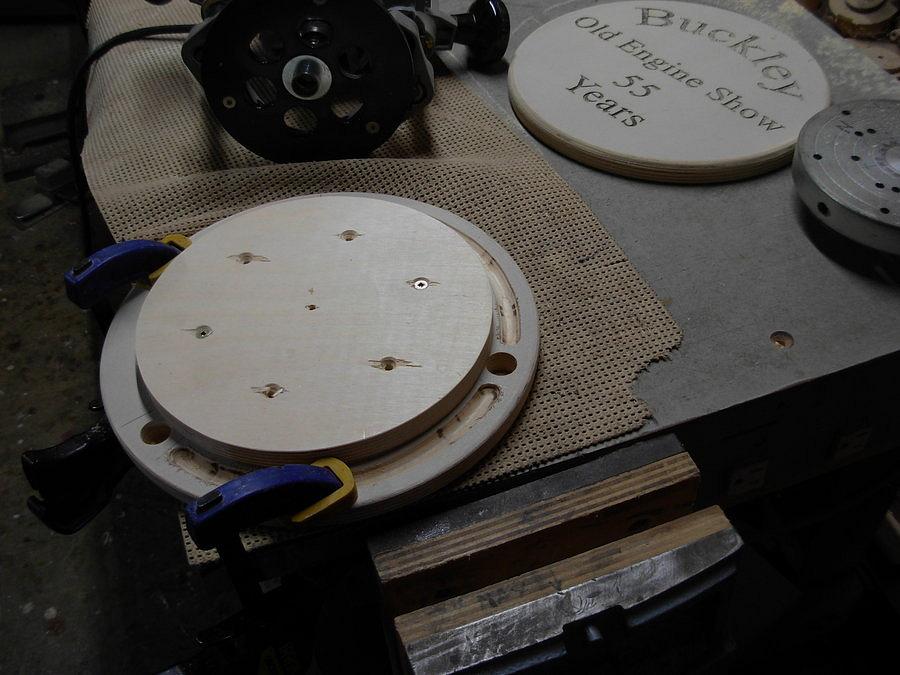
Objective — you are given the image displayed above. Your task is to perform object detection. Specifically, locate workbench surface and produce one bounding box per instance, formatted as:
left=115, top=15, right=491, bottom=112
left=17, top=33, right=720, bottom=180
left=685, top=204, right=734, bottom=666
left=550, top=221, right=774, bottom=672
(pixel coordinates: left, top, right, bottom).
left=444, top=0, right=900, bottom=450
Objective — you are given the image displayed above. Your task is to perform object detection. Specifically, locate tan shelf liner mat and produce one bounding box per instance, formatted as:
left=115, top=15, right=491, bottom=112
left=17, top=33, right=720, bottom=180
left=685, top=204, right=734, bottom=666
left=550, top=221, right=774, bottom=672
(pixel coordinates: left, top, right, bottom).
left=83, top=0, right=681, bottom=489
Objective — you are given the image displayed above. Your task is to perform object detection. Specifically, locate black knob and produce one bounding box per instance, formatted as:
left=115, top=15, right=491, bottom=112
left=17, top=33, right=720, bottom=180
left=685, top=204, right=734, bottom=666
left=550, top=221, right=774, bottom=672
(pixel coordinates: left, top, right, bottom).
left=453, top=0, right=510, bottom=65
left=292, top=61, right=321, bottom=97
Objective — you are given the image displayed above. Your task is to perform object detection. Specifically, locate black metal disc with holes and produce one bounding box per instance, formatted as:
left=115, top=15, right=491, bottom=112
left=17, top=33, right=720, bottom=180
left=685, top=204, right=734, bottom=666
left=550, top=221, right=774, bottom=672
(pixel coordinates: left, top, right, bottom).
left=793, top=99, right=900, bottom=253
left=199, top=0, right=417, bottom=161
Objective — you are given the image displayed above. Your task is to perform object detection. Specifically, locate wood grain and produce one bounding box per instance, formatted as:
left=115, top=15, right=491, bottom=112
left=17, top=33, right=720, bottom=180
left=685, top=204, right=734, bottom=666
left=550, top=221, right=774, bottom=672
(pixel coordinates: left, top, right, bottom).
left=135, top=195, right=494, bottom=465
left=394, top=505, right=731, bottom=646
left=105, top=194, right=540, bottom=518
left=373, top=452, right=699, bottom=615
left=830, top=0, right=898, bottom=39
left=509, top=1, right=831, bottom=183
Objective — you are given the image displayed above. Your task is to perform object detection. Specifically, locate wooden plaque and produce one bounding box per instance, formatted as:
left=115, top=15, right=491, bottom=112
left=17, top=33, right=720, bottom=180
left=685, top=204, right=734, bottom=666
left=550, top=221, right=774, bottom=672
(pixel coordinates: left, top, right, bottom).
left=509, top=1, right=831, bottom=182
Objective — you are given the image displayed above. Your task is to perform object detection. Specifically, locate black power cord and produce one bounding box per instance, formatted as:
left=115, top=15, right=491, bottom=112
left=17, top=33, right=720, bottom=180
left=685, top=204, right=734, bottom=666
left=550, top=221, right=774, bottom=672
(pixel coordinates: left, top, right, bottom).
left=67, top=24, right=193, bottom=251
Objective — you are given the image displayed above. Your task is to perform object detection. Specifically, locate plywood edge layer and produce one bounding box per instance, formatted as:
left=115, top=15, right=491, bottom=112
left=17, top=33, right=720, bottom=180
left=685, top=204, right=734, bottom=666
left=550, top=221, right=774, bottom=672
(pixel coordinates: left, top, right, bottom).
left=510, top=92, right=795, bottom=183
left=374, top=452, right=699, bottom=615
left=394, top=505, right=732, bottom=645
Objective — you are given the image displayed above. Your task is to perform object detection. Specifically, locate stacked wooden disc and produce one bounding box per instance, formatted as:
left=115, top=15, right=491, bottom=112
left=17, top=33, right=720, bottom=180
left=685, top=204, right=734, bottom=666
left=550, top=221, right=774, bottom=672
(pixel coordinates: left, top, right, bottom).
left=101, top=194, right=539, bottom=517
left=135, top=195, right=496, bottom=467
left=509, top=1, right=831, bottom=183
left=829, top=0, right=898, bottom=39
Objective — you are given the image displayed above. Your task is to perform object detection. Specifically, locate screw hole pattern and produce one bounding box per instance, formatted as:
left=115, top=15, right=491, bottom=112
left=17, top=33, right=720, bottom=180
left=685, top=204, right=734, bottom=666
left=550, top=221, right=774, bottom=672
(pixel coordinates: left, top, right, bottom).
left=84, top=67, right=681, bottom=489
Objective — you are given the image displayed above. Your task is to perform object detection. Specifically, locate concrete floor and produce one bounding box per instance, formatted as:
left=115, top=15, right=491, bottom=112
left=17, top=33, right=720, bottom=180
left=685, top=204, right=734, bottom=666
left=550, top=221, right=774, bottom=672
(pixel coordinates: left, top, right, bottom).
left=0, top=179, right=242, bottom=674
left=0, top=20, right=239, bottom=674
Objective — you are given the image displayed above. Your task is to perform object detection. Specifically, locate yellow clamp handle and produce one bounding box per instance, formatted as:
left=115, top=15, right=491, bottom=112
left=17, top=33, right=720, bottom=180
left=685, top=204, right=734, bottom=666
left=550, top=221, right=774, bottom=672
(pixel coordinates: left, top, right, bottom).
left=147, top=233, right=192, bottom=285
left=291, top=458, right=358, bottom=523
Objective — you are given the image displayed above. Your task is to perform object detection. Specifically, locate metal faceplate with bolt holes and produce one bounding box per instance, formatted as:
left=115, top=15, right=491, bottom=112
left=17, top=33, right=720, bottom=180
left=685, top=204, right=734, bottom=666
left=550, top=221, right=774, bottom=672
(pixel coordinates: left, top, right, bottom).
left=793, top=99, right=900, bottom=253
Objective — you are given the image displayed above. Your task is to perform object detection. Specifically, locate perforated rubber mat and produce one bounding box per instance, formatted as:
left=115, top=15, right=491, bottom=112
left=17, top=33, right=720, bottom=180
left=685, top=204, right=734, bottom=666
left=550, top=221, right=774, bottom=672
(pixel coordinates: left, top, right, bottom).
left=83, top=0, right=681, bottom=490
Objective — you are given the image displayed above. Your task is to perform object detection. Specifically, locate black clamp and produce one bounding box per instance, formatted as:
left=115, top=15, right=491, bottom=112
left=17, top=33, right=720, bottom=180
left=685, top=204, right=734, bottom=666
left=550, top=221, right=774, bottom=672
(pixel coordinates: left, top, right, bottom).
left=21, top=418, right=132, bottom=534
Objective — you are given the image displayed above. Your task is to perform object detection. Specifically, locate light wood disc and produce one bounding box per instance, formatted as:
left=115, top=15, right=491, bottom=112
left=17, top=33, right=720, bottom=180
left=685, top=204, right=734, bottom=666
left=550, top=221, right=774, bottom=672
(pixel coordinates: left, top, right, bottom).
left=135, top=195, right=494, bottom=465
left=509, top=1, right=831, bottom=183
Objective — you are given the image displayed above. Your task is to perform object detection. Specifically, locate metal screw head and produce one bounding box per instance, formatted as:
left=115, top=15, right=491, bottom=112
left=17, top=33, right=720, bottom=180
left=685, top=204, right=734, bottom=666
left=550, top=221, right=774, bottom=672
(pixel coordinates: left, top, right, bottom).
left=299, top=20, right=332, bottom=49
left=413, top=279, right=429, bottom=290
left=195, top=325, right=213, bottom=339
left=222, top=96, right=236, bottom=109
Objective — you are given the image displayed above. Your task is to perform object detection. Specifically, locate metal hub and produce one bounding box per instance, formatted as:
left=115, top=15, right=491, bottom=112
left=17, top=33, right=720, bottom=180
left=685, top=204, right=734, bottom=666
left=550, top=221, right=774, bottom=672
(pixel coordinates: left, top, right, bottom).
left=793, top=99, right=900, bottom=253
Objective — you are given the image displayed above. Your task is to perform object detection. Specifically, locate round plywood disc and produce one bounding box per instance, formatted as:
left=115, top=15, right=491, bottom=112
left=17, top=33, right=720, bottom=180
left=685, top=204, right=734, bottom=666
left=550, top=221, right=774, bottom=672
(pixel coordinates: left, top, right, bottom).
left=509, top=1, right=831, bottom=183
left=829, top=0, right=898, bottom=39
left=102, top=194, right=539, bottom=519
left=135, top=196, right=494, bottom=465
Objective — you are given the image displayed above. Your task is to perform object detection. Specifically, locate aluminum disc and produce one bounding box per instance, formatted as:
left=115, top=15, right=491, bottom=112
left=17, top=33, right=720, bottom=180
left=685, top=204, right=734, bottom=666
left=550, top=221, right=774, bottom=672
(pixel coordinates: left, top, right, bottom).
left=793, top=99, right=900, bottom=253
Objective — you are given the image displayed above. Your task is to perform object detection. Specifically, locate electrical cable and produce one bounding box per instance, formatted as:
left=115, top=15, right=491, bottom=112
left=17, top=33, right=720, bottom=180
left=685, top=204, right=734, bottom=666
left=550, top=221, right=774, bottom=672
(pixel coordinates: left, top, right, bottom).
left=67, top=24, right=193, bottom=251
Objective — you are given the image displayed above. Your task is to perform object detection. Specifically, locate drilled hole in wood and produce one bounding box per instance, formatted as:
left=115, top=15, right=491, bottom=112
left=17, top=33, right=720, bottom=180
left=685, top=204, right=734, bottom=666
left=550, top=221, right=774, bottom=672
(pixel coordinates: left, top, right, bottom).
left=141, top=421, right=171, bottom=445
left=486, top=352, right=517, bottom=375
left=339, top=229, right=360, bottom=241
left=770, top=331, right=794, bottom=349
left=252, top=383, right=286, bottom=398
left=369, top=356, right=419, bottom=371
left=229, top=252, right=270, bottom=265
